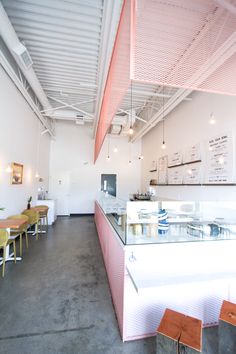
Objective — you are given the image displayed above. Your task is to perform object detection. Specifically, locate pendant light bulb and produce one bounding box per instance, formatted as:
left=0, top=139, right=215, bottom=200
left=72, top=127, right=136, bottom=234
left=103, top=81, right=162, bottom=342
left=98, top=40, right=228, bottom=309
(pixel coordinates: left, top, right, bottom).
left=114, top=146, right=118, bottom=153
left=139, top=155, right=144, bottom=160
left=35, top=172, right=40, bottom=178
left=209, top=112, right=216, bottom=125
left=106, top=155, right=110, bottom=161
left=129, top=127, right=134, bottom=135
left=161, top=141, right=166, bottom=150
left=129, top=160, right=132, bottom=164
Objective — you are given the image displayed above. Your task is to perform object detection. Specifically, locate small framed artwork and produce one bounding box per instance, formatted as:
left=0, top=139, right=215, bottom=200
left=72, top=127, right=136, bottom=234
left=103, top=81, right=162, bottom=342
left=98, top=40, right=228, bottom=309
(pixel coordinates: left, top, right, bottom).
left=11, top=162, right=23, bottom=184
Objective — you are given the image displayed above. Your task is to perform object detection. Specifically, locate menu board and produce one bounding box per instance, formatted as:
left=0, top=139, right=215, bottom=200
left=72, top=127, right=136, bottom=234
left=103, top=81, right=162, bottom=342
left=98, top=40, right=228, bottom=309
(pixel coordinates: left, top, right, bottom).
left=183, top=164, right=201, bottom=184
left=205, top=132, right=234, bottom=184
left=168, top=166, right=183, bottom=184
left=158, top=155, right=168, bottom=184
left=168, top=151, right=182, bottom=167
left=184, top=143, right=201, bottom=163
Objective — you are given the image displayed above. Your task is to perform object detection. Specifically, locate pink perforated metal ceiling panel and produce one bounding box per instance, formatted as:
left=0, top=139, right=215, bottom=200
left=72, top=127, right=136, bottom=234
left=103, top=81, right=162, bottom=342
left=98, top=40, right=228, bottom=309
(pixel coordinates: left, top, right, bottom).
left=94, top=0, right=134, bottom=162
left=95, top=0, right=236, bottom=161
left=134, top=0, right=236, bottom=94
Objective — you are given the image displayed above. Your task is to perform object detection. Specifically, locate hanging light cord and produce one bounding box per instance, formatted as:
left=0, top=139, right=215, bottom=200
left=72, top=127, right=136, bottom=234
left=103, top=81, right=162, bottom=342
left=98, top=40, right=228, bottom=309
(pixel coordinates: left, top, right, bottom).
left=131, top=80, right=133, bottom=128
left=108, top=135, right=110, bottom=157
left=162, top=86, right=165, bottom=143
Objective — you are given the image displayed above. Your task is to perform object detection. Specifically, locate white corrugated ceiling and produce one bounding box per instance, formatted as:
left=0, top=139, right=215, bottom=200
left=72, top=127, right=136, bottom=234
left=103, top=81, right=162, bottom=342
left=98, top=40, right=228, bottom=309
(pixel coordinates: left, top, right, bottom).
left=2, top=0, right=122, bottom=124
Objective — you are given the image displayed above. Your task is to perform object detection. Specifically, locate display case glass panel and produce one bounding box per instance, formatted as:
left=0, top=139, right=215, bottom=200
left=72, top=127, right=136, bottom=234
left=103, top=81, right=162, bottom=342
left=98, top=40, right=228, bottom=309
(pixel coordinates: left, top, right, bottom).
left=97, top=194, right=236, bottom=245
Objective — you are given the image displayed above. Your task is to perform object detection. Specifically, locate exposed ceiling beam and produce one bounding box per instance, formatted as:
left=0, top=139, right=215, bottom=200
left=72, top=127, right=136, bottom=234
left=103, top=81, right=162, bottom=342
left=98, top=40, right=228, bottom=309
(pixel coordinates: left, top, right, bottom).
left=0, top=2, right=52, bottom=110
left=92, top=0, right=124, bottom=138
left=41, top=99, right=95, bottom=114
left=0, top=50, right=54, bottom=136
left=47, top=96, right=94, bottom=119
left=43, top=87, right=97, bottom=95
left=118, top=109, right=147, bottom=123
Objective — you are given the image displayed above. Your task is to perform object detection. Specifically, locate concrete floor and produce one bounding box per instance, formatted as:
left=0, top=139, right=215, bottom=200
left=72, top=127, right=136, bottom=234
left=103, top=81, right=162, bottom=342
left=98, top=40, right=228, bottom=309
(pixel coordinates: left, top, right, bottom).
left=0, top=216, right=218, bottom=354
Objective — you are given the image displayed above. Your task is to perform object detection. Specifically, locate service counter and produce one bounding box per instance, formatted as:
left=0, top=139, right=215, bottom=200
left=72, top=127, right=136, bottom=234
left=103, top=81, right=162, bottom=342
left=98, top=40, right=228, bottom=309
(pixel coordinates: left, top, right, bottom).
left=94, top=197, right=236, bottom=341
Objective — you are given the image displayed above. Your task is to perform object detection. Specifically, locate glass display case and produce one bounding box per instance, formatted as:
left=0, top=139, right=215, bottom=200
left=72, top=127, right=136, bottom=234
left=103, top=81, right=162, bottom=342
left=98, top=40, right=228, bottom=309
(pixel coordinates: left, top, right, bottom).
left=97, top=193, right=236, bottom=245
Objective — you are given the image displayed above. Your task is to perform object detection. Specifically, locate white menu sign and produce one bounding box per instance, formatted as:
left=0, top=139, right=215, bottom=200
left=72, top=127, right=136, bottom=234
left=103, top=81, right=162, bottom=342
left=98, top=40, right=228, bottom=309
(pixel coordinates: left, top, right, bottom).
left=205, top=132, right=234, bottom=184
left=158, top=155, right=168, bottom=184
left=168, top=166, right=183, bottom=184
left=168, top=151, right=182, bottom=167
left=184, top=143, right=201, bottom=163
left=184, top=164, right=201, bottom=184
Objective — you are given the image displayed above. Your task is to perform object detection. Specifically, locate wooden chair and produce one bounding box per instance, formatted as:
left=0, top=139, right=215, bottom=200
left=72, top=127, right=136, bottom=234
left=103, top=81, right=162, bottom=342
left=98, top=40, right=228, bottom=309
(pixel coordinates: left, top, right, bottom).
left=22, top=209, right=40, bottom=240
left=0, top=229, right=16, bottom=277
left=7, top=214, right=29, bottom=257
left=37, top=205, right=49, bottom=233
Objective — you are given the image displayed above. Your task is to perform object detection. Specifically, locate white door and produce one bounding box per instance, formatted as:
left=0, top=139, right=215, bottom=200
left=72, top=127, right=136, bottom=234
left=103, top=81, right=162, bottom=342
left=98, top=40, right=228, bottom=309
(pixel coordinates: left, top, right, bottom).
left=69, top=168, right=96, bottom=214
left=49, top=172, right=70, bottom=216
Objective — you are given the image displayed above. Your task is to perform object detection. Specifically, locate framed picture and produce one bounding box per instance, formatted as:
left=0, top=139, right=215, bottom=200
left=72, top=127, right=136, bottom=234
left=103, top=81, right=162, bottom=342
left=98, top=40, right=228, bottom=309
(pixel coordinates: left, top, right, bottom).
left=11, top=162, right=23, bottom=184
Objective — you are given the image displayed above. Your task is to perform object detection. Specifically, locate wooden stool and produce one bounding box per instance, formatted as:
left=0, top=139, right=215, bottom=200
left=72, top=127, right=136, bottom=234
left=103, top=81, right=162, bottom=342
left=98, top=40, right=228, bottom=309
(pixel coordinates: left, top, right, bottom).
left=156, top=308, right=202, bottom=354
left=219, top=300, right=236, bottom=354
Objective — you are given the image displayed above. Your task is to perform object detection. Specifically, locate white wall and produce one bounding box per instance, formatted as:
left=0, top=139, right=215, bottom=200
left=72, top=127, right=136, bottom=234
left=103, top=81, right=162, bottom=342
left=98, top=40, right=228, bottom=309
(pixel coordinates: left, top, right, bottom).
left=141, top=90, right=236, bottom=201
left=0, top=67, right=51, bottom=217
left=49, top=122, right=142, bottom=214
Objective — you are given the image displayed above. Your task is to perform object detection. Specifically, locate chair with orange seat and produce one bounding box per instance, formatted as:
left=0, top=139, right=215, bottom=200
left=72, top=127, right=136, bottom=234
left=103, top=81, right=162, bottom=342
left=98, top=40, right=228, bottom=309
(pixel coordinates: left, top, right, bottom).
left=0, top=229, right=16, bottom=277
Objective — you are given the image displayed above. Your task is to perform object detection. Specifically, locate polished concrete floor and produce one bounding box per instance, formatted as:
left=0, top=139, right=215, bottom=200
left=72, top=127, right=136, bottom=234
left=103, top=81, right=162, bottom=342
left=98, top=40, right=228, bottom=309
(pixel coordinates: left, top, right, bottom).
left=0, top=216, right=218, bottom=354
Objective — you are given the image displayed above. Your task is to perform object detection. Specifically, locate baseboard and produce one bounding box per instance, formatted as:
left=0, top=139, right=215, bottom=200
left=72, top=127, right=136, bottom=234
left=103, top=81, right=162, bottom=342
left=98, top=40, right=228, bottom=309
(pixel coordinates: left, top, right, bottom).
left=70, top=213, right=94, bottom=217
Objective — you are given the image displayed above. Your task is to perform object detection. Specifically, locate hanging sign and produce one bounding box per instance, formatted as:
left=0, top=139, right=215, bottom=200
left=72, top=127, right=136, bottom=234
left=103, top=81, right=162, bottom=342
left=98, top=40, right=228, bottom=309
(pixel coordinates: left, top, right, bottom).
left=183, top=164, right=201, bottom=184
left=184, top=143, right=201, bottom=163
left=205, top=132, right=234, bottom=184
left=168, top=166, right=183, bottom=184
left=168, top=151, right=182, bottom=167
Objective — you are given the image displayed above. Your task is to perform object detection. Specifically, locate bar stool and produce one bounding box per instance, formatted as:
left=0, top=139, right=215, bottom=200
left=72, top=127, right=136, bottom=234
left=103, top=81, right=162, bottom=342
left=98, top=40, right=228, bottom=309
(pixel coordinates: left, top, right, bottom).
left=7, top=215, right=29, bottom=257
left=219, top=300, right=236, bottom=354
left=22, top=209, right=40, bottom=240
left=156, top=308, right=202, bottom=353
left=37, top=205, right=49, bottom=233
left=0, top=229, right=16, bottom=277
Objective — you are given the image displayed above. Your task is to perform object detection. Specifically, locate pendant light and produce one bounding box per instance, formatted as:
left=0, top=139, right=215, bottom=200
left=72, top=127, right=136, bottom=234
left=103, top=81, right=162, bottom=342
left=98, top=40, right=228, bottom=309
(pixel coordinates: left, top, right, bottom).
left=209, top=112, right=216, bottom=125
left=106, top=135, right=110, bottom=161
left=128, top=142, right=132, bottom=164
left=35, top=121, right=41, bottom=178
left=161, top=86, right=166, bottom=150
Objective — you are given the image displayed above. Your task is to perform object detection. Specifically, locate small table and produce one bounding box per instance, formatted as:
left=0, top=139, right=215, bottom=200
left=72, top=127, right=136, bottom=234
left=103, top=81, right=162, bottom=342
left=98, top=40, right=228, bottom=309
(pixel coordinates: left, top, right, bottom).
left=0, top=218, right=27, bottom=264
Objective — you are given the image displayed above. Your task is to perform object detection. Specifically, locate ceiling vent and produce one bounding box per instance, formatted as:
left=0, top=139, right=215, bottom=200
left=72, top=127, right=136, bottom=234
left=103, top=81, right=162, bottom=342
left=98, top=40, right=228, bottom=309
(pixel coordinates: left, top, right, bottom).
left=110, top=124, right=122, bottom=135
left=13, top=43, right=33, bottom=69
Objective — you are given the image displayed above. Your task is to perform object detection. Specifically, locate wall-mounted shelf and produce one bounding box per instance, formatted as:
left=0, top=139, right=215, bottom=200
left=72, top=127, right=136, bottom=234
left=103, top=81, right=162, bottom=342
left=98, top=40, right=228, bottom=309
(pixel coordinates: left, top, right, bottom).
left=155, top=183, right=236, bottom=186
left=168, top=160, right=202, bottom=168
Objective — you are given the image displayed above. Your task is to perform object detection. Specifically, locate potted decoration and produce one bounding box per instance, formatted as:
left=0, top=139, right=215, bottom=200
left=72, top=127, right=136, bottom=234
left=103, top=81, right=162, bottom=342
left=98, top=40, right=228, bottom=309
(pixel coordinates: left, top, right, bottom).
left=0, top=208, right=4, bottom=211
left=27, top=196, right=32, bottom=210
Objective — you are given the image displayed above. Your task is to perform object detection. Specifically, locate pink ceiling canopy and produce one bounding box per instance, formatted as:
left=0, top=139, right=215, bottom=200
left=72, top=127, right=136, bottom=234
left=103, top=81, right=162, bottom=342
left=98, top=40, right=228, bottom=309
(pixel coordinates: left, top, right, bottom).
left=94, top=0, right=236, bottom=162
